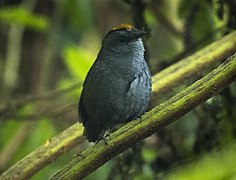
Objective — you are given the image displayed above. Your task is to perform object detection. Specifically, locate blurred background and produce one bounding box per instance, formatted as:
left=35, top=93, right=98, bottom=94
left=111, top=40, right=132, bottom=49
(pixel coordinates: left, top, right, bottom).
left=0, top=0, right=236, bottom=179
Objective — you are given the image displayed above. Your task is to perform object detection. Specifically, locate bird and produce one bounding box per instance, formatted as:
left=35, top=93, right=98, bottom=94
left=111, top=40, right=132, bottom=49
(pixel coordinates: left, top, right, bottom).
left=78, top=24, right=152, bottom=142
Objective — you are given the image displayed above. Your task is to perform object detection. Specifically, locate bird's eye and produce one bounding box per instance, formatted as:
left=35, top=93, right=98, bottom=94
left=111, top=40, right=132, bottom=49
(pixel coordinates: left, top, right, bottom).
left=118, top=35, right=126, bottom=42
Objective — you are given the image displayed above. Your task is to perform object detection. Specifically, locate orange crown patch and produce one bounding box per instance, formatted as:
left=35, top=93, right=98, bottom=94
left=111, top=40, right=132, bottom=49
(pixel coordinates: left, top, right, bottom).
left=112, top=24, right=134, bottom=31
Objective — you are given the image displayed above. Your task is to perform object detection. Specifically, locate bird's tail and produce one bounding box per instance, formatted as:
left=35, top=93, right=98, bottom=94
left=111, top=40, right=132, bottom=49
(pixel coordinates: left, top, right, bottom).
left=84, top=123, right=105, bottom=142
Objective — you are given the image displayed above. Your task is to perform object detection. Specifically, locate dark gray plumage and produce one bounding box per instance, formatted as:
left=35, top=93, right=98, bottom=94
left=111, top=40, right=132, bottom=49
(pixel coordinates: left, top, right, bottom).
left=79, top=24, right=152, bottom=142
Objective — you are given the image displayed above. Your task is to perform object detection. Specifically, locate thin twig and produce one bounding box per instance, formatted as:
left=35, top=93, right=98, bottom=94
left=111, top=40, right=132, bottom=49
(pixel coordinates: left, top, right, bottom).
left=0, top=123, right=85, bottom=180
left=0, top=82, right=81, bottom=119
left=0, top=122, right=36, bottom=170
left=152, top=31, right=236, bottom=96
left=149, top=3, right=183, bottom=39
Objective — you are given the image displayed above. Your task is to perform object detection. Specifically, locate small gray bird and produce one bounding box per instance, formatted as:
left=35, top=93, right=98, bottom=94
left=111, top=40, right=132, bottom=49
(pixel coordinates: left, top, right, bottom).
left=79, top=24, right=152, bottom=142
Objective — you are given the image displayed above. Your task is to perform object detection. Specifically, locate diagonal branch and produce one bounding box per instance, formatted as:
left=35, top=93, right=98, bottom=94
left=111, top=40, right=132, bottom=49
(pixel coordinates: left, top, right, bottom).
left=152, top=31, right=236, bottom=95
left=0, top=124, right=85, bottom=180
left=0, top=82, right=81, bottom=120
left=50, top=53, right=236, bottom=180
left=0, top=31, right=236, bottom=180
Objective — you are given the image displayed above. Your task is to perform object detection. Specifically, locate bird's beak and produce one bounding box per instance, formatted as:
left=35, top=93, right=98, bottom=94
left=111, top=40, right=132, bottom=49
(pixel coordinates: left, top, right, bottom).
left=135, top=30, right=146, bottom=39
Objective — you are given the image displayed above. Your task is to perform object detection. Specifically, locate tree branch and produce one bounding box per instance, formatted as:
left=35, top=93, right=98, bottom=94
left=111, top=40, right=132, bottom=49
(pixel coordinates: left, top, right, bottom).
left=0, top=31, right=236, bottom=180
left=0, top=124, right=85, bottom=180
left=50, top=53, right=236, bottom=180
left=0, top=82, right=81, bottom=120
left=0, top=122, right=35, bottom=170
left=152, top=31, right=236, bottom=96
left=149, top=3, right=183, bottom=39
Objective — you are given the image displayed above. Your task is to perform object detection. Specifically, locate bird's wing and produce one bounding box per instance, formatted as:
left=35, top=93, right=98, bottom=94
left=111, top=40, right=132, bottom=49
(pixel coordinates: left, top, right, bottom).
left=78, top=93, right=87, bottom=124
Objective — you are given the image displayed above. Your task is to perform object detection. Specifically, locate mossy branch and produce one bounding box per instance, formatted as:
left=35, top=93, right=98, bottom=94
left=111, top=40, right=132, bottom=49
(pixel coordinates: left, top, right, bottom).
left=0, top=31, right=236, bottom=180
left=152, top=31, right=236, bottom=95
left=51, top=53, right=236, bottom=180
left=0, top=124, right=84, bottom=180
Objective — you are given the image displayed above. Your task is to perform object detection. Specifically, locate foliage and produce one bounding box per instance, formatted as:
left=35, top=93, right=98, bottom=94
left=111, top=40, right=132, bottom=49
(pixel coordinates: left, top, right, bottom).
left=0, top=6, right=49, bottom=31
left=63, top=45, right=95, bottom=81
left=165, top=143, right=236, bottom=180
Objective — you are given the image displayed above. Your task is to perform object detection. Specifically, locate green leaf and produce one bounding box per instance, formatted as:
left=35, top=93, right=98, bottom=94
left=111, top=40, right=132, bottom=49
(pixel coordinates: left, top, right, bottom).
left=164, top=143, right=236, bottom=180
left=0, top=6, right=49, bottom=31
left=63, top=45, right=95, bottom=81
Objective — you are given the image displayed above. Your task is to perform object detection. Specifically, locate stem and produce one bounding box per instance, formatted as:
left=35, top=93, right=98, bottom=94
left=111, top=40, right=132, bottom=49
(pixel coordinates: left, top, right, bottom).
left=152, top=31, right=236, bottom=95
